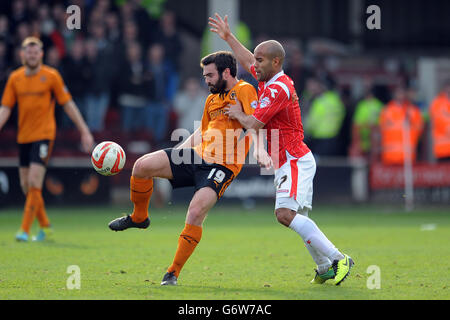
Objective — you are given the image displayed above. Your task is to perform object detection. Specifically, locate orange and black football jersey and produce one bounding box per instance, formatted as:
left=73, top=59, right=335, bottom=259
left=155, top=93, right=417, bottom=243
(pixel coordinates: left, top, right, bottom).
left=194, top=80, right=258, bottom=176
left=1, top=65, right=72, bottom=143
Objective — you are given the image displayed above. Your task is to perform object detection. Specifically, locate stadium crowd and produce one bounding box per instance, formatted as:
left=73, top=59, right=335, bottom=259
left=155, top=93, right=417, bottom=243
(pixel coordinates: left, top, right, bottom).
left=1, top=0, right=449, bottom=165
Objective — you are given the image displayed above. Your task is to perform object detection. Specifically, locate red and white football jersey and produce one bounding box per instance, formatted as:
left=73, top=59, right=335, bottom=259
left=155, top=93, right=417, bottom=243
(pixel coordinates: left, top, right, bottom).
left=250, top=65, right=310, bottom=168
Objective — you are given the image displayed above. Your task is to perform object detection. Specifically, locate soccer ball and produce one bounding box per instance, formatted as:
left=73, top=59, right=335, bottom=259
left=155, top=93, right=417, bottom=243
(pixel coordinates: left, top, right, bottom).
left=91, top=141, right=126, bottom=176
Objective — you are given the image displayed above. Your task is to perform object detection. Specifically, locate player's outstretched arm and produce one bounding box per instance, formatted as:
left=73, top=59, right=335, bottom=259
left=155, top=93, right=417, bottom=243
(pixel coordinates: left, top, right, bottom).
left=225, top=100, right=264, bottom=131
left=62, top=100, right=94, bottom=153
left=209, top=13, right=255, bottom=74
left=0, top=106, right=12, bottom=131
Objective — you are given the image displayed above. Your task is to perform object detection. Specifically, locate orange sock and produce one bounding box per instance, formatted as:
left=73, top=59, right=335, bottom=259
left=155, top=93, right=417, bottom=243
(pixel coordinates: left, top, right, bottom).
left=130, top=176, right=153, bottom=223
left=35, top=191, right=50, bottom=228
left=167, top=224, right=203, bottom=278
left=21, top=187, right=41, bottom=233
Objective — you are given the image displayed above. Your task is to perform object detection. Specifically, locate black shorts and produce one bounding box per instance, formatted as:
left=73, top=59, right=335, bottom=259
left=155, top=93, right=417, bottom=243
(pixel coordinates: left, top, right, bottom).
left=19, top=140, right=54, bottom=167
left=164, top=148, right=235, bottom=199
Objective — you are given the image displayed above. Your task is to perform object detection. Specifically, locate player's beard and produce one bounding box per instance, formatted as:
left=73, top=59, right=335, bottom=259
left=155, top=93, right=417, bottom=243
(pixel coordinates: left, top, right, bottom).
left=208, top=75, right=227, bottom=95
left=23, top=59, right=41, bottom=72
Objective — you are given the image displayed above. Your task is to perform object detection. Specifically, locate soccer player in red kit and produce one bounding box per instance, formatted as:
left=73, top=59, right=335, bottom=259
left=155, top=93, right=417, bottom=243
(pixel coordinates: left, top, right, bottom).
left=209, top=14, right=354, bottom=285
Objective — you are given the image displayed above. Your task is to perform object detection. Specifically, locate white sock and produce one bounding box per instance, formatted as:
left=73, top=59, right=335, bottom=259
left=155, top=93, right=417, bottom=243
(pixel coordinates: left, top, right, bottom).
left=289, top=214, right=344, bottom=262
left=304, top=240, right=332, bottom=273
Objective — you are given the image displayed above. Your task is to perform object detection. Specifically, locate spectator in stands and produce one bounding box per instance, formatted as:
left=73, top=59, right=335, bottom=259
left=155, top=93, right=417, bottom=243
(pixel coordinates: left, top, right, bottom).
left=429, top=80, right=450, bottom=162
left=154, top=10, right=182, bottom=71
left=10, top=0, right=29, bottom=31
left=304, top=77, right=346, bottom=157
left=14, top=22, right=30, bottom=49
left=349, top=83, right=383, bottom=160
left=60, top=39, right=89, bottom=128
left=119, top=20, right=141, bottom=62
left=0, top=41, right=9, bottom=90
left=47, top=3, right=67, bottom=59
left=285, top=46, right=314, bottom=99
left=118, top=41, right=151, bottom=132
left=144, top=43, right=173, bottom=143
left=105, top=11, right=121, bottom=44
left=173, top=77, right=207, bottom=133
left=378, top=85, right=424, bottom=165
left=84, top=37, right=113, bottom=132
left=36, top=4, right=55, bottom=49
left=153, top=10, right=181, bottom=102
left=0, top=15, right=12, bottom=52
left=44, top=46, right=60, bottom=68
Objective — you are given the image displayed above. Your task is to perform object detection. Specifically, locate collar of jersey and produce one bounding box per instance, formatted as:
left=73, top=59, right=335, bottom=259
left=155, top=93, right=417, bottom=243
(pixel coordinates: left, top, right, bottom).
left=264, top=70, right=285, bottom=89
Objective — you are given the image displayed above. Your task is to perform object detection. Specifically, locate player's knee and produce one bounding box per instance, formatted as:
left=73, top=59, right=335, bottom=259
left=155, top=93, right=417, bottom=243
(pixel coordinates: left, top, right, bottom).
left=27, top=173, right=42, bottom=189
left=275, top=208, right=295, bottom=227
left=132, top=156, right=154, bottom=178
left=20, top=180, right=28, bottom=195
left=187, top=201, right=209, bottom=225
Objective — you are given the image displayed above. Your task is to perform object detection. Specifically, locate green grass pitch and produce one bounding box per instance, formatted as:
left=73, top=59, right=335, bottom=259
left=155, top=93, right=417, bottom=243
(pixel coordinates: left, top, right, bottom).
left=0, top=204, right=449, bottom=300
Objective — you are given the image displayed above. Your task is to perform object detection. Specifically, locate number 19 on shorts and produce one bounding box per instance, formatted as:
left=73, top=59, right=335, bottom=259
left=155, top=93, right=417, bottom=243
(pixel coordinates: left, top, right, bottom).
left=207, top=168, right=225, bottom=183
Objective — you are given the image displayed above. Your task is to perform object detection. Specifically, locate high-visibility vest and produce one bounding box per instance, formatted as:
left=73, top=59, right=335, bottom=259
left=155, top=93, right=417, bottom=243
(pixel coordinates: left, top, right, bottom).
left=305, top=91, right=345, bottom=139
left=379, top=101, right=424, bottom=165
left=429, top=93, right=450, bottom=159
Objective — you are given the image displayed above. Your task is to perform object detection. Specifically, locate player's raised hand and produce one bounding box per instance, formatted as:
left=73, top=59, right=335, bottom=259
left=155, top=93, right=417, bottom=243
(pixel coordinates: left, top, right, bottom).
left=209, top=13, right=231, bottom=41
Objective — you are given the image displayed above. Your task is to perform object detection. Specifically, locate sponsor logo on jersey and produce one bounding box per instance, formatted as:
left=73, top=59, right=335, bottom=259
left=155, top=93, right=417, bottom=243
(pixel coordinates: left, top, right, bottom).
left=268, top=87, right=278, bottom=98
left=259, top=97, right=271, bottom=108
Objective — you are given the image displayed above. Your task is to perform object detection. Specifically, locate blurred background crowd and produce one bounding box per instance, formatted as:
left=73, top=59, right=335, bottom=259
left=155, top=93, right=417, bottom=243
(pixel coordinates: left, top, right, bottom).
left=1, top=0, right=449, bottom=167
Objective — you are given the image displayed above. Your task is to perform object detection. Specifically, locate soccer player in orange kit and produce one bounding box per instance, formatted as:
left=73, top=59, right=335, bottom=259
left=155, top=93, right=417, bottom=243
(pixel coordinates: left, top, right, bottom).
left=0, top=37, right=94, bottom=241
left=108, top=51, right=271, bottom=285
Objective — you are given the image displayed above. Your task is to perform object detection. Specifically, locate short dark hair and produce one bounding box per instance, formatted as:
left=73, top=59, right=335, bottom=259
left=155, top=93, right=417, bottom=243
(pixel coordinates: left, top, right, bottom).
left=200, top=51, right=237, bottom=77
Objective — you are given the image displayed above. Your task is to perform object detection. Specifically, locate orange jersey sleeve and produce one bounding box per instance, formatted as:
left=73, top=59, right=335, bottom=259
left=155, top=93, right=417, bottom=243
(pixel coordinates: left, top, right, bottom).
left=1, top=71, right=18, bottom=108
left=237, top=82, right=257, bottom=116
left=51, top=69, right=72, bottom=106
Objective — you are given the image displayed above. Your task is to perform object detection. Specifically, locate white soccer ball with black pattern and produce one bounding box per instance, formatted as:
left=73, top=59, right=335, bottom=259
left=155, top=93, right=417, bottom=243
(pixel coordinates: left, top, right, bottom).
left=91, top=141, right=126, bottom=176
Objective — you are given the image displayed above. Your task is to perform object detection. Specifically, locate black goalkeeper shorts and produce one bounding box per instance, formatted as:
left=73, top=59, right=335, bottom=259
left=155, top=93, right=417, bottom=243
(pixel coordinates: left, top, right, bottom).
left=164, top=148, right=235, bottom=199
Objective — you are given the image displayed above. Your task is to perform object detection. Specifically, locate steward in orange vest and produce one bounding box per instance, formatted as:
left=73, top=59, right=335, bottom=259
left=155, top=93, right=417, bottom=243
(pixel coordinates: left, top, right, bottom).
left=429, top=81, right=450, bottom=161
left=379, top=86, right=424, bottom=165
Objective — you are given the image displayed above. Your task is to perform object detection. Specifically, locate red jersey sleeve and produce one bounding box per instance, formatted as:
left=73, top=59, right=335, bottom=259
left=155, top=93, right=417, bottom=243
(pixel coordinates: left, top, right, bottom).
left=252, top=83, right=290, bottom=125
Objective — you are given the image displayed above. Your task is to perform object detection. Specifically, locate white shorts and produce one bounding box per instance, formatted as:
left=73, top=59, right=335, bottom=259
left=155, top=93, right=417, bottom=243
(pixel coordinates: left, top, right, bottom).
left=274, top=151, right=316, bottom=212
